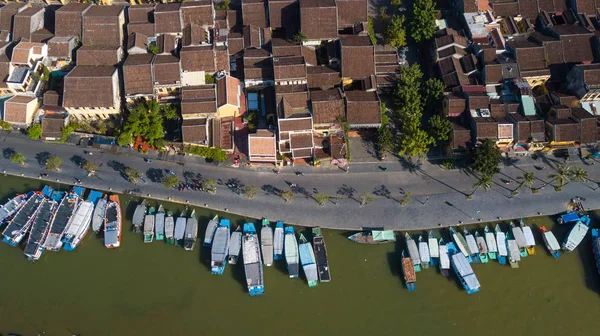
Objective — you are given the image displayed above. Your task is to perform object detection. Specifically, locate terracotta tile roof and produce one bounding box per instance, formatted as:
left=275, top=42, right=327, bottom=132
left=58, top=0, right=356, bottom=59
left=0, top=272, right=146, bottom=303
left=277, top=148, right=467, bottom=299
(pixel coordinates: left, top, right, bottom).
left=491, top=1, right=519, bottom=17
left=437, top=45, right=467, bottom=59
left=279, top=116, right=313, bottom=131
left=290, top=132, right=314, bottom=149
left=445, top=93, right=466, bottom=116
left=273, top=56, right=306, bottom=81
left=127, top=32, right=148, bottom=52
left=4, top=95, right=36, bottom=124
left=180, top=45, right=215, bottom=72
left=128, top=23, right=156, bottom=37
left=345, top=90, right=381, bottom=127
left=127, top=4, right=155, bottom=24
left=63, top=66, right=117, bottom=108
left=228, top=33, right=244, bottom=55
left=182, top=24, right=208, bottom=46
left=181, top=86, right=217, bottom=115
left=42, top=113, right=66, bottom=138
left=268, top=0, right=299, bottom=32
left=435, top=34, right=468, bottom=50
left=340, top=36, right=374, bottom=79
left=182, top=118, right=208, bottom=143
left=152, top=55, right=181, bottom=85
left=0, top=2, right=26, bottom=31
left=76, top=46, right=121, bottom=66
left=0, top=58, right=8, bottom=88
left=12, top=7, right=44, bottom=42
left=336, top=0, right=367, bottom=29
left=276, top=84, right=309, bottom=117
left=537, top=0, right=556, bottom=12
left=577, top=64, right=600, bottom=86
left=310, top=88, right=344, bottom=124
left=215, top=46, right=230, bottom=73
left=211, top=117, right=234, bottom=150
left=300, top=0, right=338, bottom=40
left=156, top=33, right=177, bottom=55
left=123, top=54, right=154, bottom=96
left=306, top=65, right=340, bottom=89
left=243, top=48, right=273, bottom=80
left=472, top=117, right=498, bottom=139
left=154, top=3, right=182, bottom=35
left=547, top=118, right=579, bottom=142
left=272, top=38, right=302, bottom=56
left=83, top=6, right=124, bottom=47
left=243, top=0, right=268, bottom=28
left=249, top=129, right=276, bottom=157
left=217, top=75, right=241, bottom=107
left=181, top=1, right=214, bottom=27
left=48, top=36, right=75, bottom=58
left=43, top=90, right=61, bottom=107
left=11, top=41, right=44, bottom=64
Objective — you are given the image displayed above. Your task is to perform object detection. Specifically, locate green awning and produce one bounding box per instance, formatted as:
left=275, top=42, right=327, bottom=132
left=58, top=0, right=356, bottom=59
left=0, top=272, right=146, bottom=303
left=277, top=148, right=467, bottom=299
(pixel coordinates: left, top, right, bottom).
left=373, top=230, right=395, bottom=241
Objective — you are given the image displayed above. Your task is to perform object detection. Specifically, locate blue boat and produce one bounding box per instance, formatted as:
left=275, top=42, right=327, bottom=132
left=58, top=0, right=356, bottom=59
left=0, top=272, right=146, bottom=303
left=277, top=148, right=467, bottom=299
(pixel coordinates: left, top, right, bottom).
left=2, top=191, right=44, bottom=246
left=447, top=242, right=481, bottom=294
left=242, top=223, right=264, bottom=296
left=42, top=187, right=84, bottom=251
left=210, top=219, right=230, bottom=275
left=592, top=229, right=600, bottom=274
left=559, top=212, right=580, bottom=224
left=400, top=250, right=416, bottom=291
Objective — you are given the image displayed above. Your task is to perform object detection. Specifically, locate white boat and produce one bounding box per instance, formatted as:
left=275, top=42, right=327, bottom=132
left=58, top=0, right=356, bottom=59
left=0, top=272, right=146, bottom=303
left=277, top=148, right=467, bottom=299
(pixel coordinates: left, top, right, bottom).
left=0, top=193, right=27, bottom=225
left=174, top=211, right=187, bottom=246
left=510, top=222, right=527, bottom=248
left=165, top=211, right=175, bottom=244
left=450, top=227, right=470, bottom=257
left=228, top=226, right=242, bottom=264
left=507, top=238, right=521, bottom=267
left=43, top=189, right=82, bottom=251
left=562, top=216, right=590, bottom=253
left=62, top=190, right=99, bottom=252
left=485, top=227, right=498, bottom=253
left=273, top=221, right=284, bottom=261
left=260, top=219, right=273, bottom=266
left=211, top=219, right=230, bottom=275
left=428, top=232, right=439, bottom=259
left=91, top=196, right=107, bottom=233
left=418, top=235, right=430, bottom=268
left=242, top=223, right=264, bottom=295
left=405, top=234, right=421, bottom=270
left=155, top=205, right=165, bottom=241
left=203, top=215, right=219, bottom=247
left=299, top=233, right=318, bottom=287
left=464, top=229, right=478, bottom=256
left=520, top=219, right=536, bottom=254
left=284, top=226, right=299, bottom=278
left=438, top=240, right=450, bottom=275
left=496, top=228, right=508, bottom=258
left=475, top=233, right=488, bottom=254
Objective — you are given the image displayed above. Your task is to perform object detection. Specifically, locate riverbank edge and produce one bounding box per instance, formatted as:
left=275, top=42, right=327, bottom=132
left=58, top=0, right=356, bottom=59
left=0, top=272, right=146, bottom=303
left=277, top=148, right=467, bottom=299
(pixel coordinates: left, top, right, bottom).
left=3, top=171, right=577, bottom=233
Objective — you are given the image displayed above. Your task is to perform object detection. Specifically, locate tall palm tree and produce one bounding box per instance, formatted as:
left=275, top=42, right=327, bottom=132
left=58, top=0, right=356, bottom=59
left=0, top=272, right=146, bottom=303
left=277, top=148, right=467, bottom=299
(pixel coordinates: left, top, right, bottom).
left=572, top=167, right=589, bottom=183
left=518, top=172, right=535, bottom=191
left=470, top=175, right=492, bottom=196
left=548, top=164, right=572, bottom=189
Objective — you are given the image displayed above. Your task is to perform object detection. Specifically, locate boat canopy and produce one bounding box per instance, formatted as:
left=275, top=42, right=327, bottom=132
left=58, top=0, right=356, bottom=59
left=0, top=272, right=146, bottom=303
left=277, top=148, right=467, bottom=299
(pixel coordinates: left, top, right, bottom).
left=452, top=232, right=470, bottom=257
left=463, top=274, right=481, bottom=291
left=476, top=236, right=488, bottom=254
left=407, top=240, right=421, bottom=265
left=564, top=221, right=589, bottom=252
left=451, top=252, right=475, bottom=277
left=465, top=234, right=478, bottom=255
left=543, top=231, right=560, bottom=250
left=439, top=245, right=450, bottom=269
left=496, top=232, right=508, bottom=256
left=561, top=212, right=580, bottom=224
left=507, top=240, right=521, bottom=261
left=230, top=230, right=242, bottom=257
left=522, top=226, right=536, bottom=246
left=419, top=241, right=430, bottom=263
left=485, top=232, right=498, bottom=252
left=511, top=226, right=527, bottom=248
left=428, top=237, right=439, bottom=258
left=373, top=230, right=394, bottom=241
left=402, top=258, right=416, bottom=282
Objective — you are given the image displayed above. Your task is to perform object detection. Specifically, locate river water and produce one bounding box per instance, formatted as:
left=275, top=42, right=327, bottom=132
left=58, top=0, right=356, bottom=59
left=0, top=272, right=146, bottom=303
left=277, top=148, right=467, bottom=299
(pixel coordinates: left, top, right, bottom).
left=0, top=176, right=599, bottom=336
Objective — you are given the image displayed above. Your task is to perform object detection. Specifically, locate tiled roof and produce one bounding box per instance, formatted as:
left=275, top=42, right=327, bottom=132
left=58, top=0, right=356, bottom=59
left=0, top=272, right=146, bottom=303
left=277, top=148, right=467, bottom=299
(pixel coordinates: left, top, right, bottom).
left=128, top=23, right=156, bottom=37
left=62, top=66, right=117, bottom=108
left=76, top=46, right=121, bottom=66
left=83, top=6, right=124, bottom=47
left=127, top=4, right=155, bottom=24
left=180, top=45, right=215, bottom=72
left=127, top=32, right=148, bottom=52
left=290, top=132, right=314, bottom=149
left=217, top=75, right=241, bottom=107
left=272, top=38, right=302, bottom=56
left=12, top=7, right=44, bottom=42
left=181, top=86, right=216, bottom=115
left=154, top=3, right=182, bottom=35
left=123, top=54, right=155, bottom=96
left=345, top=90, right=381, bottom=127
left=182, top=24, right=208, bottom=46
left=273, top=56, right=306, bottom=81
left=279, top=116, right=313, bottom=132
left=42, top=113, right=66, bottom=139
left=311, top=88, right=344, bottom=124
left=340, top=36, right=374, bottom=79
left=152, top=55, right=181, bottom=85
left=4, top=95, right=36, bottom=124
left=300, top=0, right=338, bottom=40
left=182, top=118, right=208, bottom=143
left=243, top=0, right=268, bottom=28
left=181, top=0, right=214, bottom=27
left=0, top=2, right=26, bottom=31
left=268, top=0, right=299, bottom=32
left=249, top=129, right=276, bottom=157
left=491, top=1, right=519, bottom=17
left=336, top=0, right=367, bottom=29
left=48, top=36, right=75, bottom=58
left=307, top=65, right=340, bottom=89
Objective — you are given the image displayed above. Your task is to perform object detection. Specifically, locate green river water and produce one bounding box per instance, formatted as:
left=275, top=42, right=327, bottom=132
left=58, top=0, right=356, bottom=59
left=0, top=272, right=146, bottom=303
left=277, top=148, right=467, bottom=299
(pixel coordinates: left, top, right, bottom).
left=0, top=176, right=599, bottom=336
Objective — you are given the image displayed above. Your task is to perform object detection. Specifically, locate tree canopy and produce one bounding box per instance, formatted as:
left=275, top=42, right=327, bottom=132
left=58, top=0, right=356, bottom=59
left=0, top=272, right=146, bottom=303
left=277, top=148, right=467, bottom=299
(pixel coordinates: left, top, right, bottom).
left=377, top=103, right=394, bottom=156
left=45, top=155, right=62, bottom=171
left=410, top=0, right=436, bottom=43
left=162, top=174, right=179, bottom=188
left=27, top=123, right=42, bottom=140
left=471, top=139, right=501, bottom=178
left=422, top=78, right=444, bottom=108
left=118, top=100, right=165, bottom=147
left=428, top=115, right=452, bottom=144
left=384, top=15, right=407, bottom=48
left=10, top=152, right=25, bottom=166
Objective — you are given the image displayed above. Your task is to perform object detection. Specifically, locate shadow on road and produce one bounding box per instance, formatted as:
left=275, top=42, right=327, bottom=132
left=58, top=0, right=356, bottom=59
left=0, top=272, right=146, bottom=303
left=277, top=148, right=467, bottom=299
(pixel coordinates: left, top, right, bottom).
left=35, top=151, right=51, bottom=167
left=146, top=168, right=164, bottom=183
left=107, top=160, right=126, bottom=173
left=261, top=184, right=281, bottom=197
left=2, top=147, right=15, bottom=159
left=70, top=155, right=85, bottom=167
left=337, top=184, right=358, bottom=203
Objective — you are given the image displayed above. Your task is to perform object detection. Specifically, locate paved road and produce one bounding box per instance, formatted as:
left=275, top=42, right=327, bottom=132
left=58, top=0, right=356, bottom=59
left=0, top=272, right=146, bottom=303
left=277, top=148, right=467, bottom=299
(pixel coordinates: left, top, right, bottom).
left=1, top=132, right=599, bottom=230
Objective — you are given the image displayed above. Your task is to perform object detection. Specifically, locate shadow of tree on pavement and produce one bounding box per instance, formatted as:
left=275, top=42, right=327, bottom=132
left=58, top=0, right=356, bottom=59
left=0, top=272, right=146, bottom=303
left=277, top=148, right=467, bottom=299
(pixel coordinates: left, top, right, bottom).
left=146, top=168, right=164, bottom=183
left=3, top=147, right=15, bottom=159
left=35, top=151, right=51, bottom=167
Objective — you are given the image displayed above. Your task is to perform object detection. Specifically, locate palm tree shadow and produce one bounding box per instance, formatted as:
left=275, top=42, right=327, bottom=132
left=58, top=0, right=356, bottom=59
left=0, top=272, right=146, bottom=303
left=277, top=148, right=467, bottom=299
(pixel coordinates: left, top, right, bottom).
left=417, top=168, right=468, bottom=196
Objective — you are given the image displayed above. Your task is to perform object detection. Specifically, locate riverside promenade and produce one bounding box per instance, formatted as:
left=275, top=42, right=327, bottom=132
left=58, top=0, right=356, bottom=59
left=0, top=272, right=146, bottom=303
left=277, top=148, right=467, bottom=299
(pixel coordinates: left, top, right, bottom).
left=1, top=132, right=599, bottom=230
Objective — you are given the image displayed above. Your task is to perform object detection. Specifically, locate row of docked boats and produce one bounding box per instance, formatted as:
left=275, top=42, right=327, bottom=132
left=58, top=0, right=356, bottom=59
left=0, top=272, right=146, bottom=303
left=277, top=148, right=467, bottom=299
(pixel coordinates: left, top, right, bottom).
left=0, top=186, right=122, bottom=260
left=132, top=200, right=198, bottom=250
left=202, top=217, right=331, bottom=296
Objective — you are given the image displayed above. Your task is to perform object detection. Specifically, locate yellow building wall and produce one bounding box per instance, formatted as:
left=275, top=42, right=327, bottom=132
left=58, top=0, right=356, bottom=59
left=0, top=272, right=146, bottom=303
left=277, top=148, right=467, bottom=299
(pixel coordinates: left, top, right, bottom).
left=217, top=104, right=239, bottom=118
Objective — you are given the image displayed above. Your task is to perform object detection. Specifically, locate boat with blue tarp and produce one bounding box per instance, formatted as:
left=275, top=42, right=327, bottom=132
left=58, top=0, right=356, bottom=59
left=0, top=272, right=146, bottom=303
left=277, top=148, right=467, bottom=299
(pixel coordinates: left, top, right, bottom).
left=541, top=226, right=560, bottom=258
left=299, top=233, right=318, bottom=287
left=284, top=226, right=299, bottom=278
left=495, top=224, right=508, bottom=265
left=3, top=191, right=43, bottom=246
left=242, top=223, right=264, bottom=296
left=447, top=242, right=481, bottom=294
left=559, top=212, right=580, bottom=224
left=211, top=219, right=230, bottom=275
left=43, top=187, right=84, bottom=251
left=62, top=189, right=102, bottom=251
left=562, top=215, right=590, bottom=253
left=401, top=250, right=416, bottom=291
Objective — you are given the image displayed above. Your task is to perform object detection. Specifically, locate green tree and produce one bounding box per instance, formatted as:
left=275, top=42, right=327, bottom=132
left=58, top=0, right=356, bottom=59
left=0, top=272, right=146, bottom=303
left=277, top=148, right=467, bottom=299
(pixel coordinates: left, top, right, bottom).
left=60, top=124, right=74, bottom=142
left=470, top=175, right=492, bottom=197
left=121, top=100, right=165, bottom=147
left=572, top=167, right=589, bottom=183
left=117, top=132, right=134, bottom=147
left=45, top=155, right=62, bottom=171
left=214, top=0, right=230, bottom=9
left=161, top=104, right=179, bottom=120
left=82, top=160, right=98, bottom=174
left=548, top=164, right=572, bottom=191
left=397, top=127, right=433, bottom=160
left=201, top=178, right=217, bottom=194
left=27, top=123, right=42, bottom=140
left=384, top=15, right=407, bottom=48
left=314, top=192, right=330, bottom=206
left=391, top=0, right=403, bottom=8
left=244, top=185, right=258, bottom=199
left=377, top=103, right=394, bottom=157
left=358, top=192, right=374, bottom=207
left=517, top=172, right=535, bottom=191
left=0, top=120, right=11, bottom=131
left=10, top=152, right=25, bottom=166
left=124, top=167, right=140, bottom=183
left=422, top=78, right=445, bottom=108
left=162, top=174, right=179, bottom=188
left=410, top=0, right=436, bottom=43
left=471, top=139, right=501, bottom=178
left=367, top=18, right=377, bottom=45
left=281, top=190, right=294, bottom=204
left=400, top=192, right=412, bottom=205
left=428, top=115, right=451, bottom=144
left=293, top=32, right=308, bottom=44
left=148, top=42, right=159, bottom=54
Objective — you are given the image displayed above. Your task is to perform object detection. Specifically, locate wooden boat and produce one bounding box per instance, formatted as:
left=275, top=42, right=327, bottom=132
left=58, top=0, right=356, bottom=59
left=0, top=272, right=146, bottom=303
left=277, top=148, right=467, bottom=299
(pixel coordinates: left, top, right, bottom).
left=449, top=227, right=471, bottom=261
left=438, top=238, right=450, bottom=277
left=401, top=250, right=416, bottom=291
left=242, top=223, right=264, bottom=295
left=2, top=191, right=43, bottom=246
left=91, top=195, right=106, bottom=233
left=131, top=200, right=146, bottom=233
left=540, top=226, right=560, bottom=258
left=510, top=221, right=528, bottom=258
left=463, top=228, right=479, bottom=263
left=284, top=226, right=299, bottom=278
left=24, top=195, right=57, bottom=261
left=155, top=205, right=165, bottom=241
left=211, top=219, right=230, bottom=275
left=62, top=190, right=102, bottom=251
left=506, top=230, right=521, bottom=268
left=520, top=219, right=536, bottom=255
left=312, top=227, right=331, bottom=282
left=203, top=215, right=219, bottom=247
left=475, top=231, right=489, bottom=263
left=428, top=230, right=439, bottom=267
left=495, top=224, right=508, bottom=265
left=418, top=235, right=430, bottom=269
left=591, top=229, right=600, bottom=274
left=447, top=242, right=480, bottom=294
left=143, top=206, right=155, bottom=243
left=228, top=225, right=242, bottom=265
left=164, top=211, right=175, bottom=244
left=260, top=218, right=273, bottom=266
left=299, top=233, right=318, bottom=288
left=0, top=193, right=27, bottom=226
left=348, top=230, right=395, bottom=244
left=484, top=225, right=498, bottom=260
left=173, top=209, right=187, bottom=247
left=42, top=187, right=84, bottom=251
left=103, top=195, right=122, bottom=248
left=273, top=221, right=284, bottom=261
left=405, top=233, right=421, bottom=272
left=562, top=215, right=590, bottom=253
left=183, top=210, right=198, bottom=251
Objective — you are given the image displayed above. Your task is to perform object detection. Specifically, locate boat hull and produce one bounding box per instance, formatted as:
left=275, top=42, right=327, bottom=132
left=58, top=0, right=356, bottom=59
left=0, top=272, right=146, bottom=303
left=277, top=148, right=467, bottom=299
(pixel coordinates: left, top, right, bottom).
left=143, top=233, right=154, bottom=243
left=497, top=255, right=507, bottom=265
left=156, top=233, right=164, bottom=241
left=526, top=246, right=535, bottom=255
left=479, top=254, right=489, bottom=263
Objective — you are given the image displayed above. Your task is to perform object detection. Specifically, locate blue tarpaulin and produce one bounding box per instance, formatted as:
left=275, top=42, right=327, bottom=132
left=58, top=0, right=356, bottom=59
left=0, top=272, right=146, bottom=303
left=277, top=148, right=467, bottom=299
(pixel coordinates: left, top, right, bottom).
left=561, top=212, right=580, bottom=224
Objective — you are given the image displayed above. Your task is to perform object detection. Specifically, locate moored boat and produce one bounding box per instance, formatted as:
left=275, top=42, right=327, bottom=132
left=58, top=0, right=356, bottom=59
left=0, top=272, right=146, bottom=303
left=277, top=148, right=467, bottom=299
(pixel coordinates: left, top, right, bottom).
left=0, top=193, right=27, bottom=226
left=131, top=200, right=146, bottom=233
left=242, top=223, right=264, bottom=296
left=42, top=187, right=84, bottom=251
left=438, top=238, right=450, bottom=277
left=562, top=215, right=590, bottom=253
left=164, top=211, right=175, bottom=244
left=475, top=231, right=489, bottom=263
left=464, top=228, right=479, bottom=263
left=2, top=191, right=43, bottom=246
left=495, top=224, right=508, bottom=265
left=62, top=190, right=102, bottom=251
left=203, top=215, right=219, bottom=247
left=418, top=235, right=430, bottom=269
left=401, top=250, right=416, bottom=291
left=506, top=230, right=521, bottom=268
left=260, top=218, right=273, bottom=266
left=174, top=210, right=187, bottom=247
left=449, top=227, right=471, bottom=262
left=228, top=225, right=242, bottom=265
left=273, top=221, right=284, bottom=261
left=299, top=233, right=318, bottom=287
left=211, top=219, right=230, bottom=275
left=405, top=233, right=421, bottom=272
left=24, top=195, right=57, bottom=261
left=520, top=219, right=536, bottom=255
left=143, top=206, right=155, bottom=243
left=428, top=230, right=439, bottom=267
left=510, top=221, right=528, bottom=258
left=183, top=210, right=198, bottom=251
left=312, top=227, right=331, bottom=282
left=591, top=229, right=600, bottom=274
left=284, top=226, right=299, bottom=278
left=484, top=225, right=498, bottom=260
left=447, top=242, right=481, bottom=294
left=91, top=195, right=107, bottom=233
left=348, top=230, right=395, bottom=244
left=155, top=205, right=165, bottom=241
left=540, top=226, right=560, bottom=258
left=104, top=195, right=122, bottom=248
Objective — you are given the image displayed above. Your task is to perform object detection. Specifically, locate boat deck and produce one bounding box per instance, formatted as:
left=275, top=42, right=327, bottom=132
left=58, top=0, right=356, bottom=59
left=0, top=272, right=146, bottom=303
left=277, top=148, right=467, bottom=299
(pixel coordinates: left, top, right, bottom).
left=155, top=212, right=165, bottom=237
left=285, top=234, right=299, bottom=263
left=465, top=234, right=478, bottom=255
left=419, top=241, right=430, bottom=263
left=451, top=250, right=480, bottom=290
left=104, top=202, right=120, bottom=246
left=4, top=193, right=43, bottom=239
left=439, top=244, right=450, bottom=269
left=174, top=217, right=186, bottom=240
left=522, top=225, right=536, bottom=246
left=132, top=201, right=146, bottom=227
left=273, top=226, right=284, bottom=258
left=476, top=236, right=488, bottom=254
left=211, top=226, right=230, bottom=267
left=204, top=217, right=218, bottom=245
left=91, top=198, right=107, bottom=232
left=243, top=234, right=263, bottom=287
left=63, top=201, right=93, bottom=238
left=313, top=235, right=331, bottom=282
left=507, top=240, right=521, bottom=261
left=485, top=232, right=498, bottom=252
left=261, top=226, right=273, bottom=265
left=164, top=216, right=174, bottom=239
left=0, top=194, right=26, bottom=223
left=184, top=217, right=198, bottom=248
left=512, top=226, right=527, bottom=248
left=452, top=232, right=470, bottom=257
left=143, top=214, right=155, bottom=235
left=299, top=239, right=318, bottom=284
left=402, top=257, right=416, bottom=282
left=24, top=199, right=54, bottom=257
left=564, top=220, right=589, bottom=251
left=229, top=231, right=242, bottom=257
left=496, top=232, right=508, bottom=256
left=43, top=192, right=79, bottom=249
left=428, top=237, right=439, bottom=258
left=544, top=231, right=560, bottom=250
left=406, top=239, right=421, bottom=265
